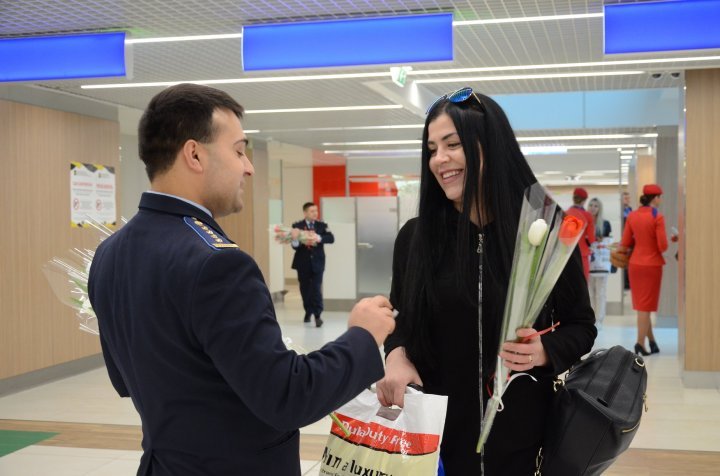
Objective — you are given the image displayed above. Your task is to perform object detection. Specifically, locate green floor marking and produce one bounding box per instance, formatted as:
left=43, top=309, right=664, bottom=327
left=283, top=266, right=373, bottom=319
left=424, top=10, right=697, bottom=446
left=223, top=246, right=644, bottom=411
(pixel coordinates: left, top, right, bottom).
left=0, top=430, right=58, bottom=457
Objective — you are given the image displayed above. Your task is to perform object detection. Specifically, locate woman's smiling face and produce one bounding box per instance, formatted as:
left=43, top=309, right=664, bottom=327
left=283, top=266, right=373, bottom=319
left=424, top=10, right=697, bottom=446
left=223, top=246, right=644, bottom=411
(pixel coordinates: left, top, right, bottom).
left=427, top=113, right=467, bottom=209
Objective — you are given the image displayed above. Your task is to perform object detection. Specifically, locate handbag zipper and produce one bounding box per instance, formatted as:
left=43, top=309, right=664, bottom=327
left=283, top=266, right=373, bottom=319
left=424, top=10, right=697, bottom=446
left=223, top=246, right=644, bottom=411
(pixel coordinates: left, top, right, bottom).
left=621, top=393, right=649, bottom=434
left=477, top=231, right=484, bottom=471
left=599, top=351, right=633, bottom=407
left=621, top=417, right=642, bottom=434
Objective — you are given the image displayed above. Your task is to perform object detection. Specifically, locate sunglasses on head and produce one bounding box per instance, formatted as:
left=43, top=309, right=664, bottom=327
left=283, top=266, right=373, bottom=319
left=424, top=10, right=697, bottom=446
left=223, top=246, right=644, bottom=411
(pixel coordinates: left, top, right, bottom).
left=425, top=87, right=483, bottom=115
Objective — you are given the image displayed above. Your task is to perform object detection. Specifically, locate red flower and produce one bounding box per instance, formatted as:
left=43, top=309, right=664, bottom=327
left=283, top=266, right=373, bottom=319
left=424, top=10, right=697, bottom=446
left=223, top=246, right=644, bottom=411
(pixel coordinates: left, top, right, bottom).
left=559, top=215, right=584, bottom=246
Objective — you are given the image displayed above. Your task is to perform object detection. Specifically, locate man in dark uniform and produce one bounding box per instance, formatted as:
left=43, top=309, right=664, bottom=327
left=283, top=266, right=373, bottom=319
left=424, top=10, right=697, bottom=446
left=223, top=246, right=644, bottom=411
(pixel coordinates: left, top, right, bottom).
left=88, top=84, right=395, bottom=476
left=291, top=202, right=333, bottom=327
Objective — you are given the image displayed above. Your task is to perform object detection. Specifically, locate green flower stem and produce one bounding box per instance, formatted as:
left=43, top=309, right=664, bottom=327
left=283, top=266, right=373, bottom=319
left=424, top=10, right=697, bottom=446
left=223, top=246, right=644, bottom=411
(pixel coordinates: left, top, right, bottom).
left=71, top=278, right=88, bottom=293
left=330, top=412, right=351, bottom=437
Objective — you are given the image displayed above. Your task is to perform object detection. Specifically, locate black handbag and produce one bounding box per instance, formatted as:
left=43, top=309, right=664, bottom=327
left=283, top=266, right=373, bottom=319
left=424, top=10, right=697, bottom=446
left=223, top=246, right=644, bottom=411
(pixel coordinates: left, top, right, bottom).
left=538, top=346, right=648, bottom=476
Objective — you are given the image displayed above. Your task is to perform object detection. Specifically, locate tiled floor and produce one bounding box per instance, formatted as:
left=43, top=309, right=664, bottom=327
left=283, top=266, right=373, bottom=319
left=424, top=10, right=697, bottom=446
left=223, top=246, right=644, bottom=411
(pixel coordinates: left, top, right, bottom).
left=1, top=288, right=719, bottom=474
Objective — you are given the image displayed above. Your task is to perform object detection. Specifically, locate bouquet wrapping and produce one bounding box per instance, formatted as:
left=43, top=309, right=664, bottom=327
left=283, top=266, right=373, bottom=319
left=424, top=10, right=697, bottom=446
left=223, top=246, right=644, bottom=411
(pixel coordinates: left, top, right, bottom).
left=272, top=224, right=317, bottom=246
left=477, top=183, right=586, bottom=452
left=42, top=218, right=117, bottom=334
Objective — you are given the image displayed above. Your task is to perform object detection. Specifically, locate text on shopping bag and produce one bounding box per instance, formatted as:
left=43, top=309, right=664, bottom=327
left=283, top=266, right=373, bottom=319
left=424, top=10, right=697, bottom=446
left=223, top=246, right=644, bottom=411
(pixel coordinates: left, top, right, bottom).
left=331, top=412, right=441, bottom=455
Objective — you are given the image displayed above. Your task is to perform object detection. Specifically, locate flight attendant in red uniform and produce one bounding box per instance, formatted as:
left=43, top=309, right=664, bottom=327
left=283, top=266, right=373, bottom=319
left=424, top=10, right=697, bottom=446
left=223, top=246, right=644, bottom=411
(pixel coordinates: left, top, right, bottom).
left=621, top=184, right=670, bottom=356
left=565, top=187, right=595, bottom=281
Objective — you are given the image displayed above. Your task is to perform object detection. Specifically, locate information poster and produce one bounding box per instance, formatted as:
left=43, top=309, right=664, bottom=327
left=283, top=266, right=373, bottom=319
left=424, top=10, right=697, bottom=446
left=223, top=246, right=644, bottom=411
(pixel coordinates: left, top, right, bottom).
left=70, top=162, right=117, bottom=227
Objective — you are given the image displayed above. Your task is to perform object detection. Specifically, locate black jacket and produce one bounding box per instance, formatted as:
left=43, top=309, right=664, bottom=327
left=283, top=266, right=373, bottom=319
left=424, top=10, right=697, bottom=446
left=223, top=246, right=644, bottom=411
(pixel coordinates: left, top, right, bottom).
left=385, top=216, right=596, bottom=475
left=290, top=219, right=334, bottom=274
left=88, top=193, right=382, bottom=476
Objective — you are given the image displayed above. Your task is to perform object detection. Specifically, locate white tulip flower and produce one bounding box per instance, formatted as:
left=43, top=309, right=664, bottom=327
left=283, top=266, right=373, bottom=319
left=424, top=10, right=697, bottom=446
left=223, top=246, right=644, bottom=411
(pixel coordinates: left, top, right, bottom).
left=528, top=219, right=548, bottom=246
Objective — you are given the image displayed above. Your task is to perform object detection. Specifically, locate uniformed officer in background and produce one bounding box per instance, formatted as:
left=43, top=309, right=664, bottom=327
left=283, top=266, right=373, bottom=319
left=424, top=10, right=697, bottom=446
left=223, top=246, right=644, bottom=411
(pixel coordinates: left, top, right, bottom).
left=290, top=202, right=334, bottom=327
left=88, top=83, right=396, bottom=476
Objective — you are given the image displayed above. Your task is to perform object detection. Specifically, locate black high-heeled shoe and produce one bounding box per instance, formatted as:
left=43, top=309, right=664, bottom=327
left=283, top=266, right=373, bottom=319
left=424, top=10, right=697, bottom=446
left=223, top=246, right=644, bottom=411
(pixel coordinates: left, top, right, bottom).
left=634, top=343, right=650, bottom=356
left=649, top=340, right=660, bottom=354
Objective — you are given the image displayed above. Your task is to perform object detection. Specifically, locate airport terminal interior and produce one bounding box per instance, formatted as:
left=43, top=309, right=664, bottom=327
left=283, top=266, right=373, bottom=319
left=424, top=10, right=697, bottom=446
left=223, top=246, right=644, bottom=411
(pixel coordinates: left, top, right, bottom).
left=1, top=1, right=720, bottom=475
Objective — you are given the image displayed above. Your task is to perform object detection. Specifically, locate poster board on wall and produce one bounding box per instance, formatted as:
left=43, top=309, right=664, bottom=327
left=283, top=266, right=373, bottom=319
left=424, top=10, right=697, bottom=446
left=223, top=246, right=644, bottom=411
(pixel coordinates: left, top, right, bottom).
left=70, top=162, right=117, bottom=227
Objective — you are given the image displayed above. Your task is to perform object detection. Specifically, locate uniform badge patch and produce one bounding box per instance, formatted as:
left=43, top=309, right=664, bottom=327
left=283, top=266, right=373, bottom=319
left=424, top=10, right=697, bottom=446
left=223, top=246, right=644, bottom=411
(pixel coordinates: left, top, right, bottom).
left=183, top=217, right=238, bottom=250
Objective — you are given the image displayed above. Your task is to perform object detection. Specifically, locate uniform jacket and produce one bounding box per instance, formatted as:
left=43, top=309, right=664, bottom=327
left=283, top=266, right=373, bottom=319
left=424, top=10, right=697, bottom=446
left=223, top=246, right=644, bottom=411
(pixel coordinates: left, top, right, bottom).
left=290, top=220, right=334, bottom=274
left=88, top=193, right=382, bottom=476
left=621, top=206, right=669, bottom=266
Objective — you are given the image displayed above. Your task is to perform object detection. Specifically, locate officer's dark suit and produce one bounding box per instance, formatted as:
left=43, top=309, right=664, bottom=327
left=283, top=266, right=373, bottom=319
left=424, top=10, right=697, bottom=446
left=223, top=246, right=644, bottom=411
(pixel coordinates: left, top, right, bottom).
left=291, top=219, right=334, bottom=320
left=88, top=193, right=382, bottom=476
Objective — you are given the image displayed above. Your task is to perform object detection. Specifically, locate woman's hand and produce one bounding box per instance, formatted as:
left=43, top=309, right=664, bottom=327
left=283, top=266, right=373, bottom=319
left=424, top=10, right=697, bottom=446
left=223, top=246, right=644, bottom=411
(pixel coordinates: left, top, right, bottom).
left=376, top=347, right=423, bottom=408
left=499, top=328, right=549, bottom=372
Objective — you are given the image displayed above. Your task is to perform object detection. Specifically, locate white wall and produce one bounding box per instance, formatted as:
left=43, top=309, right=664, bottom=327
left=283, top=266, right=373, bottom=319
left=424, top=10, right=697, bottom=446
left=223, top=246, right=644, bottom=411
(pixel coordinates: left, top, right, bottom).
left=117, top=107, right=147, bottom=220
left=271, top=141, right=314, bottom=280
left=347, top=156, right=420, bottom=176
left=322, top=223, right=357, bottom=300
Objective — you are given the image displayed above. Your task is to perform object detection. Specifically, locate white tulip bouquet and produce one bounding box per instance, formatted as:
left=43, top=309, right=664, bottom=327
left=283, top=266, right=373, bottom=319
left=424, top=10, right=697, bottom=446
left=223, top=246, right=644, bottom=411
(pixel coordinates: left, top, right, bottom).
left=477, top=183, right=587, bottom=452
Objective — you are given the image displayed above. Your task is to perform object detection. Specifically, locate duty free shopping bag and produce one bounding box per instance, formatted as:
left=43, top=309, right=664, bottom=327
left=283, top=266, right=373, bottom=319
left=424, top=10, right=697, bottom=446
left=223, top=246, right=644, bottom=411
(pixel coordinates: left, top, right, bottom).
left=320, top=388, right=448, bottom=476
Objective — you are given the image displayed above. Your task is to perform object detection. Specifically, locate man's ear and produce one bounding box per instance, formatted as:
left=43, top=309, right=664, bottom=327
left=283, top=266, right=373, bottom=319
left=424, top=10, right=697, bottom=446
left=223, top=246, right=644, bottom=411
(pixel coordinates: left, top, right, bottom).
left=181, top=140, right=203, bottom=173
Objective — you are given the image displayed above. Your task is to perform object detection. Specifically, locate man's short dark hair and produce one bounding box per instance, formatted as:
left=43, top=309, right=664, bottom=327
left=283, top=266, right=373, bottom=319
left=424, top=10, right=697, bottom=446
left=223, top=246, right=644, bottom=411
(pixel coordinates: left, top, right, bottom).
left=138, top=83, right=244, bottom=181
left=303, top=202, right=316, bottom=211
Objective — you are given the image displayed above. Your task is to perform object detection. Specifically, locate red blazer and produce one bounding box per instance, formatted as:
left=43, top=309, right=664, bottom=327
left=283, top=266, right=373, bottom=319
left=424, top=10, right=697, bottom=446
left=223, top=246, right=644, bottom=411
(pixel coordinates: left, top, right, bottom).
left=621, top=206, right=669, bottom=266
left=565, top=206, right=596, bottom=257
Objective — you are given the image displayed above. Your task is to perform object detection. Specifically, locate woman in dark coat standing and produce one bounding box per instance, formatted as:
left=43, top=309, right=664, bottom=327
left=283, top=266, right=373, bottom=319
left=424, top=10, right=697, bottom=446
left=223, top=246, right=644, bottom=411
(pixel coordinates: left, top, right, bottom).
left=376, top=88, right=597, bottom=475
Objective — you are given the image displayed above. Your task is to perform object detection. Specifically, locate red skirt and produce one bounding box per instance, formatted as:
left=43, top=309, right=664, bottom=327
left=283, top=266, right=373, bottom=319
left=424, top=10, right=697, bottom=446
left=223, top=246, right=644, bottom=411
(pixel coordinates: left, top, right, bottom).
left=628, top=264, right=663, bottom=312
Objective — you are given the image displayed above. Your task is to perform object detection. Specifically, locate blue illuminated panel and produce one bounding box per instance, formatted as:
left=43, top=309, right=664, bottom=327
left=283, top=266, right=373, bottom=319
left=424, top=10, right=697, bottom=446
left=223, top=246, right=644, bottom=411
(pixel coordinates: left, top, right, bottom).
left=604, top=0, right=720, bottom=54
left=0, top=32, right=126, bottom=82
left=242, top=14, right=453, bottom=71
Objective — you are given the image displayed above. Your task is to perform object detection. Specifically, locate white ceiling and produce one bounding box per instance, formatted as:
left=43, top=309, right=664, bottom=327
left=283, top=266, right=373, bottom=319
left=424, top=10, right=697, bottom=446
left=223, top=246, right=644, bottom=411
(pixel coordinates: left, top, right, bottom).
left=3, top=0, right=718, bottom=181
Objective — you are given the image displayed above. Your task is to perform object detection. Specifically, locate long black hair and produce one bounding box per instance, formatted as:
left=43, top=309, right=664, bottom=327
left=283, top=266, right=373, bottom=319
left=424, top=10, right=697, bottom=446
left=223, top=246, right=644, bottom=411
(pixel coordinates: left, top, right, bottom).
left=397, top=91, right=538, bottom=367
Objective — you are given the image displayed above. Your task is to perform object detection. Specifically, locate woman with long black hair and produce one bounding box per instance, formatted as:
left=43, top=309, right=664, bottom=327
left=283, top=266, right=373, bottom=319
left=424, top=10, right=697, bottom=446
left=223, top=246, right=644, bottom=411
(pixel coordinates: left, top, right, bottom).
left=376, top=88, right=596, bottom=474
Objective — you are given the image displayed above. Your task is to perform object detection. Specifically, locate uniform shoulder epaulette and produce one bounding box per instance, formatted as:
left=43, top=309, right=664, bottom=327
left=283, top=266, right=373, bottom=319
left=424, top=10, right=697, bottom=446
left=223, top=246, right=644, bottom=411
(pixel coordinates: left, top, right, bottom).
left=183, top=217, right=238, bottom=250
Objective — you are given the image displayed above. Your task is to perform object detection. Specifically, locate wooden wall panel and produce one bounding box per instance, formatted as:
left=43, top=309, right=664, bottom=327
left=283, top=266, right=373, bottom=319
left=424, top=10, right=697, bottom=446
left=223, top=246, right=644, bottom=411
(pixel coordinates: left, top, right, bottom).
left=0, top=100, right=118, bottom=379
left=250, top=143, right=270, bottom=282
left=685, top=69, right=720, bottom=371
left=636, top=155, right=657, bottom=202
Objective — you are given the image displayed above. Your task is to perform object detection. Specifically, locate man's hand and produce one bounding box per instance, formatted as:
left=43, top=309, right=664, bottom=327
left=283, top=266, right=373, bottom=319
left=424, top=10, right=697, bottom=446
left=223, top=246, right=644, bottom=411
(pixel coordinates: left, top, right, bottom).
left=348, top=295, right=395, bottom=346
left=306, top=230, right=320, bottom=246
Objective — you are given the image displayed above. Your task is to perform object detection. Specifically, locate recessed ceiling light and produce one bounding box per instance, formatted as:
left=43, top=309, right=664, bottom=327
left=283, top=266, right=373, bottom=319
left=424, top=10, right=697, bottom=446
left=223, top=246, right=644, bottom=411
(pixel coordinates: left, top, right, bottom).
left=81, top=71, right=390, bottom=89
left=583, top=170, right=616, bottom=175
left=517, top=133, right=657, bottom=141
left=564, top=144, right=651, bottom=150
left=521, top=145, right=568, bottom=155
left=246, top=105, right=402, bottom=114
left=125, top=33, right=243, bottom=44
left=453, top=13, right=603, bottom=26
left=322, top=139, right=421, bottom=146
left=410, top=55, right=720, bottom=76
left=235, top=124, right=424, bottom=133
left=413, top=71, right=644, bottom=84
left=324, top=149, right=421, bottom=155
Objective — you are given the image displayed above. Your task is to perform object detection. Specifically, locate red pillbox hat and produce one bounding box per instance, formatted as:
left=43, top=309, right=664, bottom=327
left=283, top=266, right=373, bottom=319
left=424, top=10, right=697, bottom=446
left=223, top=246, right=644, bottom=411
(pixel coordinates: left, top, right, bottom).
left=643, top=184, right=663, bottom=195
left=573, top=187, right=588, bottom=199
